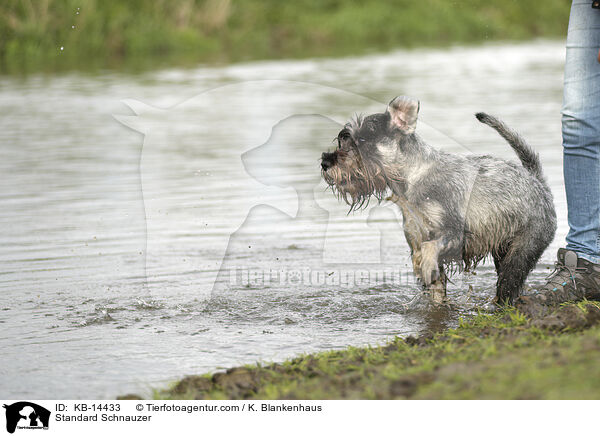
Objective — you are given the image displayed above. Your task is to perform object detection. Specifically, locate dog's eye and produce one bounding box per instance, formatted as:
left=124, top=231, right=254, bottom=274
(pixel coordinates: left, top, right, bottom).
left=358, top=137, right=366, bottom=144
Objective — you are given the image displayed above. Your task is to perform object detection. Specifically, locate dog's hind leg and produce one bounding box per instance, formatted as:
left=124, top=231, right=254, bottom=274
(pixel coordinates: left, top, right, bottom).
left=491, top=245, right=508, bottom=278
left=494, top=235, right=546, bottom=305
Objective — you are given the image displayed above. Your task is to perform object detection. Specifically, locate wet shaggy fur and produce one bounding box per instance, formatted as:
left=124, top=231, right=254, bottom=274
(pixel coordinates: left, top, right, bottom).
left=321, top=96, right=556, bottom=305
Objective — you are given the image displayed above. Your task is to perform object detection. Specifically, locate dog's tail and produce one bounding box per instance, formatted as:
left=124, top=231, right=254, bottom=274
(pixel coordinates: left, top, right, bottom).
left=475, top=112, right=543, bottom=180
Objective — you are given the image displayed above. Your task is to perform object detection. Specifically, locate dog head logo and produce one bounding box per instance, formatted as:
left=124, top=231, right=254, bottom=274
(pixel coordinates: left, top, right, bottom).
left=3, top=402, right=50, bottom=434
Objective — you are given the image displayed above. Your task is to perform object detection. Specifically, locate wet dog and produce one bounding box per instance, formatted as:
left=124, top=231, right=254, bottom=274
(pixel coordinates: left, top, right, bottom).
left=320, top=96, right=556, bottom=305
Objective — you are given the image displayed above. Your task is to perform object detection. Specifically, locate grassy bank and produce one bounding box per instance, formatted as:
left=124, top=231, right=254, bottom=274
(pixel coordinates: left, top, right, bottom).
left=137, top=301, right=600, bottom=400
left=1, top=0, right=571, bottom=74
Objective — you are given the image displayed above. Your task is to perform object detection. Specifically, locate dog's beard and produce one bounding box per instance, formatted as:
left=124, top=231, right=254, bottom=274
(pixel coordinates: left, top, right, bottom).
left=322, top=159, right=388, bottom=212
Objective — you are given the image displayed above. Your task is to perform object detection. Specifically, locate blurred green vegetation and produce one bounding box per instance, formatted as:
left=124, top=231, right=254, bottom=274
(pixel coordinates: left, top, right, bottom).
left=0, top=0, right=571, bottom=74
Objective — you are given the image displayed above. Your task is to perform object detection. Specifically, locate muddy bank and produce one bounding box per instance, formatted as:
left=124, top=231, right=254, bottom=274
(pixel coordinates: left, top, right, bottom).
left=120, top=301, right=600, bottom=400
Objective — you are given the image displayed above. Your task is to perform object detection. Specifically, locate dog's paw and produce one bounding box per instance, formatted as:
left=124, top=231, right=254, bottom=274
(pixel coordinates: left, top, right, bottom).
left=427, top=281, right=446, bottom=304
left=420, top=258, right=439, bottom=285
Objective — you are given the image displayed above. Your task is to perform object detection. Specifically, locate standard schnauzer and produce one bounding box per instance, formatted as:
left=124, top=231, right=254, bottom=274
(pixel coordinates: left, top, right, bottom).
left=320, top=96, right=556, bottom=305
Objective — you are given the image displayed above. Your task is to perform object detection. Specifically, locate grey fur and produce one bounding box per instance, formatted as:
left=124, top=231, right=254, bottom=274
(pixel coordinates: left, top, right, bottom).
left=320, top=96, right=556, bottom=305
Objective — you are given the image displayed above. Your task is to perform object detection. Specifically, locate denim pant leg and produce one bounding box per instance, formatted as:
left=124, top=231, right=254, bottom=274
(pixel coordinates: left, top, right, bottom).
left=562, top=0, right=600, bottom=263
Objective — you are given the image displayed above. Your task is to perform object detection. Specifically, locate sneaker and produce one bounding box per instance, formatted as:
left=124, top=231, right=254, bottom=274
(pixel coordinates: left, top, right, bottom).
left=519, top=248, right=600, bottom=307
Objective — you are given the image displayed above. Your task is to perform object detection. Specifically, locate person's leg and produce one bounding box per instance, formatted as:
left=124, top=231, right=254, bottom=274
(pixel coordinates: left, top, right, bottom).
left=516, top=2, right=600, bottom=310
left=563, top=0, right=600, bottom=263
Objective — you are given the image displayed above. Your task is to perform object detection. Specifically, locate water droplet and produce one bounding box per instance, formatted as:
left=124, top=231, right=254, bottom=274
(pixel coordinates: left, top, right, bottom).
left=60, top=46, right=64, bottom=51
left=71, top=25, right=75, bottom=29
left=76, top=11, right=79, bottom=14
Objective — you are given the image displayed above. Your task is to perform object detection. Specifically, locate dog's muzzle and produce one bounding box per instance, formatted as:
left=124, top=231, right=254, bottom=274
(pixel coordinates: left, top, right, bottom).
left=321, top=152, right=337, bottom=171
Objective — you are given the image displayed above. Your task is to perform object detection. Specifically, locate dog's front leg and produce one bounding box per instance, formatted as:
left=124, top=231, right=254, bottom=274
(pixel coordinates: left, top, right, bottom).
left=411, top=249, right=422, bottom=279
left=420, top=239, right=443, bottom=285
left=420, top=235, right=461, bottom=303
left=388, top=194, right=428, bottom=283
left=419, top=239, right=445, bottom=303
left=404, top=224, right=423, bottom=280
left=427, top=272, right=447, bottom=304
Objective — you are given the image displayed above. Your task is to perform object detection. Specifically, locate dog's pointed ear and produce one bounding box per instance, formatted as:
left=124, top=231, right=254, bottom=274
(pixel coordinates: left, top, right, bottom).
left=387, top=96, right=420, bottom=134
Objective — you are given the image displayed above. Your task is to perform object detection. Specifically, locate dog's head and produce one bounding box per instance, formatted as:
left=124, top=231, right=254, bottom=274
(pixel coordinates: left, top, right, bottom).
left=320, top=96, right=420, bottom=210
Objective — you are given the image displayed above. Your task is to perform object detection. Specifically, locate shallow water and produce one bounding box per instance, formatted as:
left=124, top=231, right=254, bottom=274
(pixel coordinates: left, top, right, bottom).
left=0, top=40, right=567, bottom=399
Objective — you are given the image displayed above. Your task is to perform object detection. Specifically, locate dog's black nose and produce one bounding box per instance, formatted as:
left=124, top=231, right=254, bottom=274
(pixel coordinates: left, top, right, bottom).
left=321, top=152, right=335, bottom=171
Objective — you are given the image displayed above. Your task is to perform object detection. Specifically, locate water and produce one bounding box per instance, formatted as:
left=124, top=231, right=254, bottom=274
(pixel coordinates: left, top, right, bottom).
left=0, top=40, right=567, bottom=399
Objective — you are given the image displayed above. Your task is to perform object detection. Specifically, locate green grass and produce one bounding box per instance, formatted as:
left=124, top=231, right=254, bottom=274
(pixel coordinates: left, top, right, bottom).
left=1, top=0, right=572, bottom=75
left=139, top=302, right=600, bottom=400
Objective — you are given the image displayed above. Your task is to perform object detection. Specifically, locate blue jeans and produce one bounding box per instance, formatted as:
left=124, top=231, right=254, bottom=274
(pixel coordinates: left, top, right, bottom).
left=562, top=0, right=600, bottom=263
